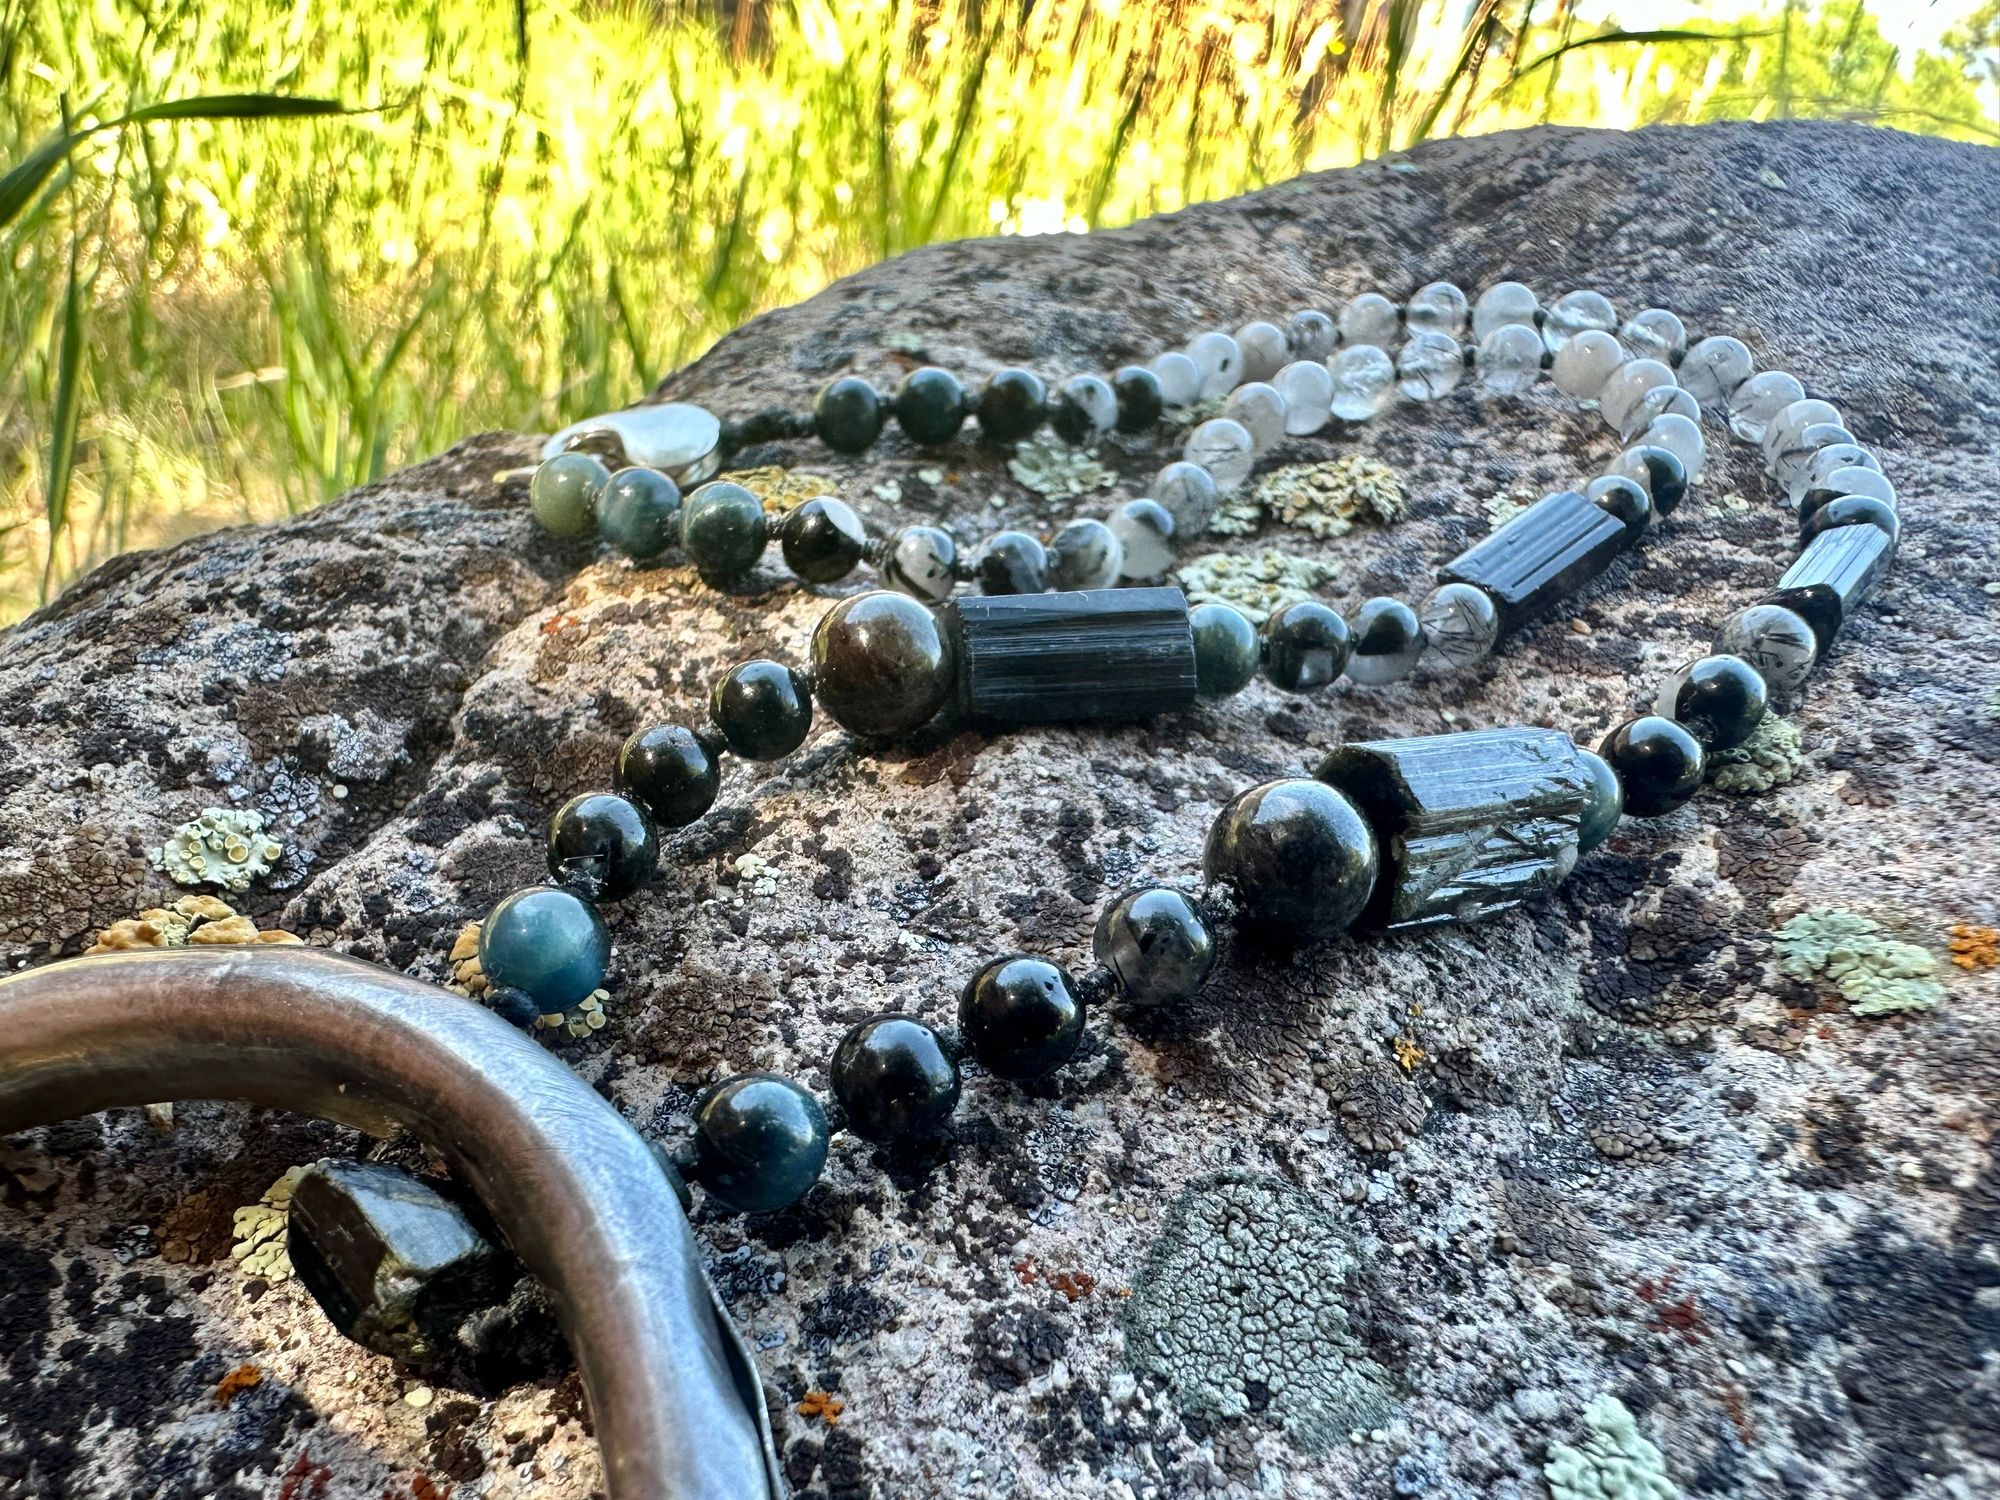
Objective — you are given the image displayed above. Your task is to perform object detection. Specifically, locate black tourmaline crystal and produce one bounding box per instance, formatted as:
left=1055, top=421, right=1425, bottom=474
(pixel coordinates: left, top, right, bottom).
left=1764, top=522, right=1893, bottom=650
left=1437, top=489, right=1630, bottom=632
left=1315, top=726, right=1591, bottom=930
left=942, top=587, right=1197, bottom=724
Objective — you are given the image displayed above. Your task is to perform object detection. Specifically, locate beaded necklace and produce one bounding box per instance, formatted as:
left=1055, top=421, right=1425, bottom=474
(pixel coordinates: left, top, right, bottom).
left=482, top=279, right=1897, bottom=1215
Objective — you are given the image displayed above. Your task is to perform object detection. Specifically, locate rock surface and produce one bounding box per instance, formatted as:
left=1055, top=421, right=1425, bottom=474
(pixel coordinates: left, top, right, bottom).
left=4, top=120, right=2000, bottom=1499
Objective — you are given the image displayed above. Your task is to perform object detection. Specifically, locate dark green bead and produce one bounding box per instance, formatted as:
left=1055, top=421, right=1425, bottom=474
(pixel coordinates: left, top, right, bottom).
left=810, top=590, right=953, bottom=738
left=680, top=481, right=768, bottom=583
left=976, top=368, right=1047, bottom=442
left=815, top=377, right=885, bottom=454
left=547, top=791, right=658, bottom=902
left=973, top=530, right=1049, bottom=595
left=1202, top=778, right=1378, bottom=939
left=1261, top=600, right=1352, bottom=691
left=1112, top=365, right=1164, bottom=432
left=1189, top=601, right=1259, bottom=696
left=615, top=724, right=721, bottom=827
left=893, top=367, right=968, bottom=446
left=779, top=496, right=868, bottom=583
left=709, top=659, right=813, bottom=761
left=1599, top=715, right=1704, bottom=816
left=1093, top=887, right=1216, bottom=1004
left=477, top=886, right=609, bottom=1011
left=1576, top=748, right=1623, bottom=855
left=958, top=955, right=1086, bottom=1081
left=596, top=467, right=682, bottom=561
left=687, top=1073, right=829, bottom=1215
left=830, top=1016, right=960, bottom=1143
left=530, top=452, right=609, bottom=538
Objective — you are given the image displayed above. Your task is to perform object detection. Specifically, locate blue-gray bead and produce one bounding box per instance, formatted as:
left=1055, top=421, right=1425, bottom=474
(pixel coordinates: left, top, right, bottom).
left=1189, top=601, right=1259, bottom=697
left=596, top=467, right=682, bottom=561
left=1093, top=888, right=1216, bottom=1004
left=1202, top=778, right=1378, bottom=939
left=478, top=886, right=610, bottom=1011
left=1576, top=748, right=1623, bottom=855
left=680, top=482, right=768, bottom=583
left=530, top=453, right=609, bottom=538
left=1261, top=600, right=1351, bottom=691
left=686, top=1073, right=829, bottom=1214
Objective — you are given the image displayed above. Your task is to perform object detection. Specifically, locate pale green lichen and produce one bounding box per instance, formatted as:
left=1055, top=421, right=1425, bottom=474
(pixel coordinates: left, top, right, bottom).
left=1774, top=907, right=1944, bottom=1017
left=538, top=988, right=610, bottom=1040
left=1485, top=492, right=1532, bottom=528
left=1707, top=714, right=1805, bottom=794
left=152, top=807, right=281, bottom=893
left=230, top=1166, right=307, bottom=1282
left=1007, top=432, right=1116, bottom=499
left=731, top=464, right=837, bottom=515
left=1252, top=456, right=1406, bottom=538
left=1175, top=549, right=1337, bottom=625
left=1545, top=1393, right=1678, bottom=1500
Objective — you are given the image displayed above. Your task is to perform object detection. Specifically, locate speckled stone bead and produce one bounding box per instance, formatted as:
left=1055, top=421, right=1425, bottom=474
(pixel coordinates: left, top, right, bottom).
left=779, top=495, right=868, bottom=583
left=830, top=1016, right=960, bottom=1144
left=1801, top=493, right=1900, bottom=548
left=616, top=724, right=722, bottom=827
left=1726, top=370, right=1805, bottom=445
left=596, top=466, right=682, bottom=561
left=1474, top=324, right=1543, bottom=396
left=1112, top=365, right=1164, bottom=432
left=1287, top=308, right=1338, bottom=361
left=685, top=1073, right=829, bottom=1214
left=1273, top=360, right=1335, bottom=435
left=1343, top=597, right=1424, bottom=686
left=1049, top=374, right=1117, bottom=445
left=1405, top=281, right=1469, bottom=338
left=710, top=659, right=813, bottom=761
left=1714, top=603, right=1818, bottom=698
left=679, top=481, right=768, bottom=583
left=1235, top=320, right=1290, bottom=382
left=1418, top=582, right=1500, bottom=671
left=1147, top=352, right=1202, bottom=408
left=1542, top=289, right=1617, bottom=352
left=1224, top=381, right=1288, bottom=453
left=1202, top=778, right=1378, bottom=939
left=1109, top=499, right=1176, bottom=581
left=1577, top=748, right=1623, bottom=854
left=976, top=368, right=1048, bottom=442
left=547, top=792, right=658, bottom=903
left=1184, top=418, right=1255, bottom=491
left=958, top=955, right=1087, bottom=1080
left=1330, top=344, right=1397, bottom=418
left=1551, top=329, right=1625, bottom=404
left=1397, top=330, right=1464, bottom=401
left=1610, top=444, right=1688, bottom=516
left=1048, top=517, right=1124, bottom=590
left=478, top=886, right=610, bottom=1011
left=530, top=452, right=609, bottom=538
left=1585, top=474, right=1652, bottom=541
left=881, top=524, right=959, bottom=603
left=1152, top=461, right=1221, bottom=536
left=1337, top=292, right=1400, bottom=348
left=1619, top=308, right=1686, bottom=363
left=1261, top=600, right=1352, bottom=691
left=810, top=590, right=953, bottom=738
left=893, top=366, right=968, bottom=445
left=1598, top=716, right=1705, bottom=817
left=1678, top=335, right=1754, bottom=410
left=1185, top=331, right=1243, bottom=399
left=815, top=376, right=886, bottom=454
left=1472, top=281, right=1539, bottom=339
left=974, top=530, right=1050, bottom=594
left=1654, top=654, right=1768, bottom=750
left=1094, top=887, right=1217, bottom=1004
left=1190, top=601, right=1260, bottom=696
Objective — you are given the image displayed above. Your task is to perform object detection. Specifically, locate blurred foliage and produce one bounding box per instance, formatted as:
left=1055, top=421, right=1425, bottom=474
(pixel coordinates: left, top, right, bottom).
left=3, top=0, right=1994, bottom=620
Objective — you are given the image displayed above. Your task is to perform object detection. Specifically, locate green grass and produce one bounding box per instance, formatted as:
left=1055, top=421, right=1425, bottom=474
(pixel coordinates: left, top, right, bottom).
left=3, top=0, right=1994, bottom=623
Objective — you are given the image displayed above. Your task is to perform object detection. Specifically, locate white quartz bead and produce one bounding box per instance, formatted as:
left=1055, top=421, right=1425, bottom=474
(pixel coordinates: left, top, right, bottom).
left=1185, top=331, right=1244, bottom=400
left=1273, top=360, right=1335, bottom=435
left=1542, top=290, right=1617, bottom=353
left=1224, top=381, right=1289, bottom=454
left=1108, top=499, right=1177, bottom=580
left=1287, top=309, right=1337, bottom=362
left=1726, top=370, right=1807, bottom=445
left=1641, top=413, right=1706, bottom=485
left=1619, top=308, right=1686, bottom=364
left=1617, top=384, right=1700, bottom=443
left=1235, top=321, right=1290, bottom=383
left=1152, top=461, right=1220, bottom=535
left=1474, top=324, right=1544, bottom=396
left=1598, top=358, right=1676, bottom=435
left=1760, top=398, right=1841, bottom=466
left=1774, top=422, right=1858, bottom=491
left=1184, top=417, right=1256, bottom=491
left=1148, top=351, right=1202, bottom=408
left=1328, top=344, right=1397, bottom=420
left=1550, top=329, right=1625, bottom=404
left=1396, top=330, right=1465, bottom=401
left=1787, top=443, right=1880, bottom=506
left=1405, top=281, right=1469, bottom=338
left=1337, top=292, right=1401, bottom=348
left=1472, top=281, right=1539, bottom=340
left=1812, top=465, right=1895, bottom=507
left=1679, top=335, right=1754, bottom=411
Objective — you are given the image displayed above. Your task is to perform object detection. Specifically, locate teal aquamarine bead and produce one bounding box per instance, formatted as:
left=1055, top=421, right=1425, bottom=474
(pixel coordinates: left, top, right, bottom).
left=1189, top=601, right=1259, bottom=696
left=685, top=1073, right=829, bottom=1215
left=596, top=467, right=683, bottom=561
left=477, top=886, right=610, bottom=1011
left=530, top=453, right=610, bottom=539
left=680, top=482, right=768, bottom=584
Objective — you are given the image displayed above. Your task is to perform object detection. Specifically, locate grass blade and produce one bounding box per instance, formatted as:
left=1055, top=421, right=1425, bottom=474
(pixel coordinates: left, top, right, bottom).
left=43, top=233, right=86, bottom=600
left=0, top=128, right=83, bottom=233
left=1508, top=29, right=1769, bottom=85
left=110, top=93, right=350, bottom=126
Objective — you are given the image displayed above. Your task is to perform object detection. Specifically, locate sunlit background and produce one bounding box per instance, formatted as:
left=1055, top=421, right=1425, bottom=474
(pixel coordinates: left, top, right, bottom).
left=6, top=0, right=1996, bottom=623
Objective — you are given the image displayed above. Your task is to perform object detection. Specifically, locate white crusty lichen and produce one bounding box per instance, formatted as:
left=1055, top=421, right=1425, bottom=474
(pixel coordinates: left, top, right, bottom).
left=1007, top=432, right=1116, bottom=499
left=1707, top=714, right=1805, bottom=794
left=152, top=807, right=282, bottom=893
left=1545, top=1393, right=1678, bottom=1500
left=1174, top=549, right=1337, bottom=625
left=1252, top=456, right=1406, bottom=538
left=230, top=1166, right=307, bottom=1283
left=1773, top=907, right=1944, bottom=1017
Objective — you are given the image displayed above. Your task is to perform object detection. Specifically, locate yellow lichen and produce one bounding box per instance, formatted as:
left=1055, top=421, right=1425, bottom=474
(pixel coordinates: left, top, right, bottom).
left=86, top=896, right=298, bottom=954
left=1392, top=1036, right=1426, bottom=1072
left=731, top=464, right=839, bottom=514
left=230, top=1166, right=307, bottom=1283
left=796, top=1390, right=845, bottom=1425
left=1252, top=456, right=1406, bottom=538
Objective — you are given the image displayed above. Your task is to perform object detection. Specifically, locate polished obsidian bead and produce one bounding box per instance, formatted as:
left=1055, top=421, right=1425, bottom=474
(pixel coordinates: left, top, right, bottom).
left=1112, top=365, right=1165, bottom=432
left=893, top=367, right=968, bottom=446
left=1261, top=600, right=1352, bottom=691
left=815, top=376, right=885, bottom=454
left=1190, top=600, right=1260, bottom=697
left=484, top=983, right=543, bottom=1030
left=975, top=368, right=1047, bottom=443
left=478, top=886, right=610, bottom=1010
left=679, top=482, right=768, bottom=584
left=1764, top=522, right=1893, bottom=651
left=547, top=792, right=658, bottom=902
left=1093, top=887, right=1216, bottom=1004
left=942, top=587, right=1197, bottom=724
left=709, top=659, right=813, bottom=761
left=829, top=1016, right=961, bottom=1143
left=1048, top=375, right=1117, bottom=445
left=1438, top=489, right=1629, bottom=633
left=1653, top=653, right=1767, bottom=750
left=1599, top=716, right=1705, bottom=817
left=1576, top=747, right=1623, bottom=855
left=597, top=467, right=683, bottom=561
left=973, top=530, right=1050, bottom=595
left=1202, top=778, right=1378, bottom=939
left=685, top=1073, right=829, bottom=1214
left=810, top=590, right=954, bottom=738
left=958, top=955, right=1087, bottom=1080
left=1621, top=444, right=1688, bottom=516
left=1800, top=494, right=1900, bottom=548
left=615, top=724, right=722, bottom=827
left=779, top=496, right=868, bottom=583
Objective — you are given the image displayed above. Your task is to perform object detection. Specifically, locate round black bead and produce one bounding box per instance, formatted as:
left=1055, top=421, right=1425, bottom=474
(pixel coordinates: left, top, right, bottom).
left=1625, top=444, right=1688, bottom=516
left=1261, top=600, right=1352, bottom=691
left=547, top=791, right=658, bottom=902
left=810, top=590, right=954, bottom=738
left=1111, top=365, right=1164, bottom=432
left=893, top=367, right=968, bottom=446
left=686, top=1073, right=829, bottom=1214
left=1586, top=474, right=1652, bottom=541
left=1202, top=778, right=1378, bottom=939
left=709, top=659, right=813, bottom=761
left=815, top=376, right=885, bottom=454
left=615, top=724, right=722, bottom=828
left=975, top=368, right=1047, bottom=443
left=958, top=955, right=1086, bottom=1081
left=1800, top=493, right=1899, bottom=547
left=974, top=530, right=1050, bottom=595
left=679, top=482, right=768, bottom=584
left=1093, top=887, right=1217, bottom=1004
left=830, top=1016, right=961, bottom=1143
left=1656, top=654, right=1768, bottom=751
left=1599, top=715, right=1705, bottom=816
left=1190, top=601, right=1260, bottom=697
left=779, top=496, right=868, bottom=583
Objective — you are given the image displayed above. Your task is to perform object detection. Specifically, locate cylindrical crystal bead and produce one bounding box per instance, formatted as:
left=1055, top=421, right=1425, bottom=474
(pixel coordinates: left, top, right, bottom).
left=1764, top=524, right=1894, bottom=650
left=1438, top=489, right=1629, bottom=632
left=942, top=587, right=1197, bottom=724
